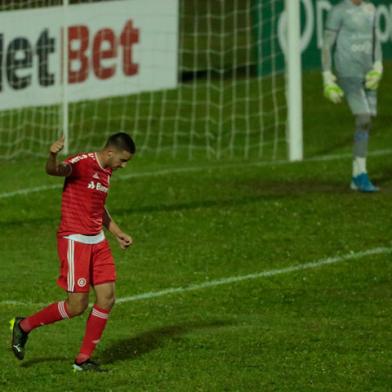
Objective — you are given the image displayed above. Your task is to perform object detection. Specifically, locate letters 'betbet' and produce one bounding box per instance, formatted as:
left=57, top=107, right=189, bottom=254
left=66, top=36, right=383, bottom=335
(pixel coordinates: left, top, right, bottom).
left=0, top=20, right=139, bottom=91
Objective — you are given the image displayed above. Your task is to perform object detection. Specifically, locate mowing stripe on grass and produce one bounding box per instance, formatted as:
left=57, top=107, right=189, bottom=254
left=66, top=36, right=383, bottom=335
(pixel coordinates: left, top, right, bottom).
left=1, top=246, right=390, bottom=308
left=1, top=148, right=392, bottom=200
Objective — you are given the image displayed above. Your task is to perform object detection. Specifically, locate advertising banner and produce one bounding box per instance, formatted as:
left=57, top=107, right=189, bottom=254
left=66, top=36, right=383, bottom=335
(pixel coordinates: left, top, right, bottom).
left=0, top=0, right=179, bottom=110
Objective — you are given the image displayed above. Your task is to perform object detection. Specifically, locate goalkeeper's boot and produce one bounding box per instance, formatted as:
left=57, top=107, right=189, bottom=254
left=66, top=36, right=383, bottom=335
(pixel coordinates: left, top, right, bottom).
left=351, top=173, right=379, bottom=193
left=10, top=317, right=29, bottom=360
left=73, top=359, right=108, bottom=373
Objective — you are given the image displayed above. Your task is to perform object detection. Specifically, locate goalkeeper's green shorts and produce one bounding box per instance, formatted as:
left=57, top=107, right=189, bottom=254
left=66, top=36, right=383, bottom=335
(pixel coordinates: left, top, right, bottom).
left=338, top=77, right=377, bottom=116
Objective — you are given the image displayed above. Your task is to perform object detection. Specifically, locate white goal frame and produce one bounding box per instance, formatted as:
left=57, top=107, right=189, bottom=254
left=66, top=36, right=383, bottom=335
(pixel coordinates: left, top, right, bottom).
left=285, top=0, right=303, bottom=161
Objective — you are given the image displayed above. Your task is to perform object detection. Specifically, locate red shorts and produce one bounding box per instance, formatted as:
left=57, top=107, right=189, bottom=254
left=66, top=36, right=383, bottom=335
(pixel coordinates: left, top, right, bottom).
left=57, top=237, right=116, bottom=293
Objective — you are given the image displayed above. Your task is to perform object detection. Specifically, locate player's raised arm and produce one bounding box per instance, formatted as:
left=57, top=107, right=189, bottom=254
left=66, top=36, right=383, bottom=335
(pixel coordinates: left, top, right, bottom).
left=45, top=135, right=72, bottom=177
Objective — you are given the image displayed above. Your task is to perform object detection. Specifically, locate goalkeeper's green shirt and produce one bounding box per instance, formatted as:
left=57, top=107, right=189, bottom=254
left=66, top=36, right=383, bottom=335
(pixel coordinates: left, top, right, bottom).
left=325, top=0, right=381, bottom=78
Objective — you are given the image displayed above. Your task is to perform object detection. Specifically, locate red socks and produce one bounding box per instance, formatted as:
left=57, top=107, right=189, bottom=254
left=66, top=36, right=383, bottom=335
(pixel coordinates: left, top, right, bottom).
left=20, top=301, right=70, bottom=333
left=19, top=301, right=110, bottom=363
left=75, top=305, right=110, bottom=364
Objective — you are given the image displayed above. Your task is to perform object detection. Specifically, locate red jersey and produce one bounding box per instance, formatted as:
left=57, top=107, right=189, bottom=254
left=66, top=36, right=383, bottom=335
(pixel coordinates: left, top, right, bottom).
left=58, top=152, right=112, bottom=236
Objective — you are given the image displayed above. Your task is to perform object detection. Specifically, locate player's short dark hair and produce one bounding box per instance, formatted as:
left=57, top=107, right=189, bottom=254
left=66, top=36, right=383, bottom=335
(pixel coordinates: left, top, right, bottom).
left=105, top=132, right=136, bottom=154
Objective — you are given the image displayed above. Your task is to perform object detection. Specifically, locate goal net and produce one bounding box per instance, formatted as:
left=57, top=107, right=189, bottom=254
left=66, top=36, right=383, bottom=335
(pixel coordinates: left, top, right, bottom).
left=0, top=0, right=287, bottom=160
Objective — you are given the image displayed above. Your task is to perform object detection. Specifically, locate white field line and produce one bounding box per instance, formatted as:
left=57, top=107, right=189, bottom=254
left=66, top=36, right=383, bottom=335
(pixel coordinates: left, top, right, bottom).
left=1, top=148, right=392, bottom=200
left=1, top=246, right=390, bottom=308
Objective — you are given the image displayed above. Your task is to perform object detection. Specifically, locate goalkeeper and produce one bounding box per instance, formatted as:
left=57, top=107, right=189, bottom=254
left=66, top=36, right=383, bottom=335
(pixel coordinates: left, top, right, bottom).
left=321, top=0, right=382, bottom=192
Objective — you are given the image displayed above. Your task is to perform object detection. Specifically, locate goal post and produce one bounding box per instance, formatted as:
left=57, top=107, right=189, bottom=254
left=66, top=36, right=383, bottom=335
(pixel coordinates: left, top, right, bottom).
left=252, top=0, right=304, bottom=162
left=286, top=0, right=303, bottom=161
left=61, top=0, right=69, bottom=155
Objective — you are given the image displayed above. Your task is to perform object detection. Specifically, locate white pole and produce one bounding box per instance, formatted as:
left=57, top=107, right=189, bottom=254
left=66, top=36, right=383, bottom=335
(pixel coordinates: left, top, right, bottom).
left=62, top=0, right=69, bottom=155
left=286, top=0, right=303, bottom=161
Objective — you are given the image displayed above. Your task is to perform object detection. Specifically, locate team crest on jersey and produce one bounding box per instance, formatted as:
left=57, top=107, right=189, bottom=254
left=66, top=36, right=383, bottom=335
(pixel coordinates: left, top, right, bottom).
left=364, top=3, right=375, bottom=15
left=77, top=278, right=87, bottom=287
left=93, top=172, right=100, bottom=179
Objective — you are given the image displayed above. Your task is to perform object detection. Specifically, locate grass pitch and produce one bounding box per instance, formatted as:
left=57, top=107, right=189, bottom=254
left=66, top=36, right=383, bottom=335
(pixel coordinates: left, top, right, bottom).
left=1, top=66, right=392, bottom=390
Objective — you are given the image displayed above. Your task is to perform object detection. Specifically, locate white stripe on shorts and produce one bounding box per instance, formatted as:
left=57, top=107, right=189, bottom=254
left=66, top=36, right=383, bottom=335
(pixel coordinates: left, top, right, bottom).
left=67, top=240, right=75, bottom=292
left=92, top=308, right=109, bottom=320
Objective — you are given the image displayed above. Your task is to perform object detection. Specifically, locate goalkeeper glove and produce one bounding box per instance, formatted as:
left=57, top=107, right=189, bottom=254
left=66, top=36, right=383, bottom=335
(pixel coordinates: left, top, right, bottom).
left=322, top=71, right=344, bottom=104
left=365, top=61, right=383, bottom=90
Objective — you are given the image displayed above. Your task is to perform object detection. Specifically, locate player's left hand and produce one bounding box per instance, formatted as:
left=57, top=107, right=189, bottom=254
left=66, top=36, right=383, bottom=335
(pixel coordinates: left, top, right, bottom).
left=116, top=232, right=133, bottom=249
left=365, top=62, right=383, bottom=90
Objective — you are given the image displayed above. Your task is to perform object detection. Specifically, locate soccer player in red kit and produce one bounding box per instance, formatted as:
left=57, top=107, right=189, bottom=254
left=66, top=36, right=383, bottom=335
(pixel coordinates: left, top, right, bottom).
left=10, top=132, right=135, bottom=372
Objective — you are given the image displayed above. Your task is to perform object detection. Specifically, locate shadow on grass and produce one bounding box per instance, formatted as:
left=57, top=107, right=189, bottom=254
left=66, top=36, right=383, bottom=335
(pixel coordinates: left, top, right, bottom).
left=373, top=168, right=392, bottom=187
left=17, top=320, right=234, bottom=368
left=100, top=319, right=234, bottom=364
left=20, top=356, right=68, bottom=368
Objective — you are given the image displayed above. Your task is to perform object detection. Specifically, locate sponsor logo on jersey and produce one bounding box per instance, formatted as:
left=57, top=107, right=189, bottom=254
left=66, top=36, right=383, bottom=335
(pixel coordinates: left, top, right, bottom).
left=87, top=181, right=108, bottom=193
left=351, top=41, right=372, bottom=54
left=96, top=182, right=109, bottom=193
